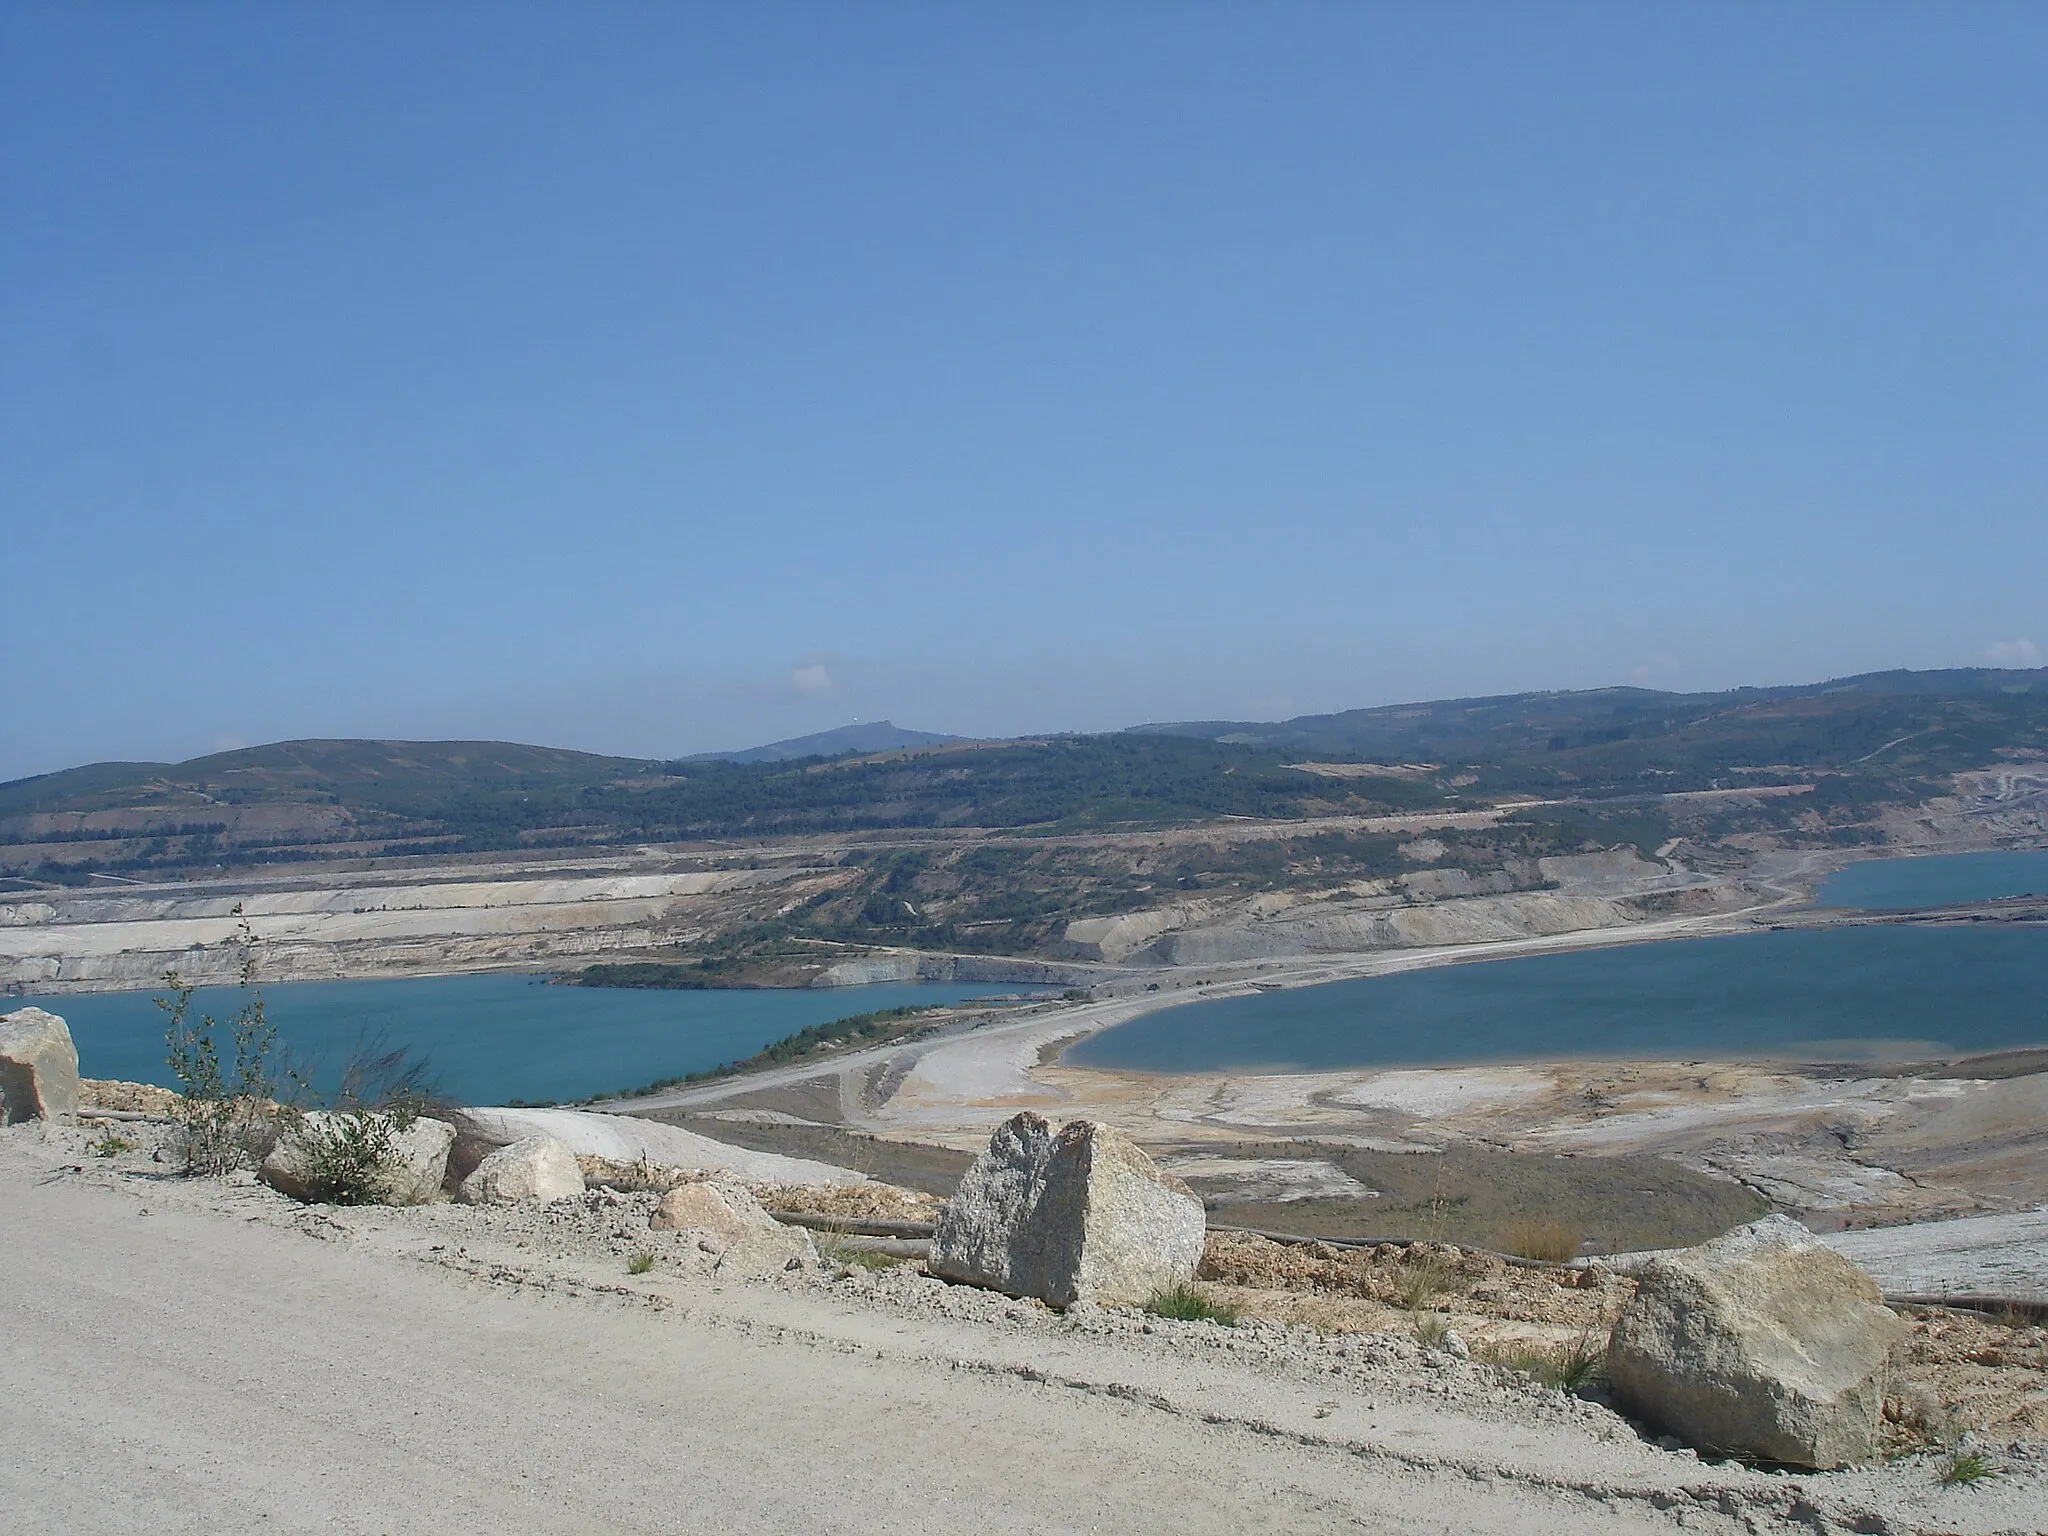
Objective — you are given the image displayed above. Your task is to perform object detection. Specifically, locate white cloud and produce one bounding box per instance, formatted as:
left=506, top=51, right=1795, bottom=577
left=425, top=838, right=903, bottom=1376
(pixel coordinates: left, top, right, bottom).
left=789, top=657, right=834, bottom=696
left=1629, top=653, right=1681, bottom=683
left=1982, top=638, right=2044, bottom=669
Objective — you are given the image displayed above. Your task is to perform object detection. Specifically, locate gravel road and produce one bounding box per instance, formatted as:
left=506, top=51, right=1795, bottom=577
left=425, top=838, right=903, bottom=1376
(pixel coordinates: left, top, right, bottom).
left=5, top=1124, right=2041, bottom=1535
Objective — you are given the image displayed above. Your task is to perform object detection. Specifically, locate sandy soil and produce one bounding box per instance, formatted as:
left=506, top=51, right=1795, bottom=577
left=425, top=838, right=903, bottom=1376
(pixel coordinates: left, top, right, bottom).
left=9, top=1118, right=2046, bottom=1535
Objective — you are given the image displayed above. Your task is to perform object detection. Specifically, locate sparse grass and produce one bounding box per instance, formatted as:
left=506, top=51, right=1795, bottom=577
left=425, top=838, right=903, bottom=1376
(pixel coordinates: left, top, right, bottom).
left=89, top=1130, right=135, bottom=1158
left=605, top=1154, right=669, bottom=1194
left=1501, top=1219, right=1583, bottom=1263
left=1939, top=1449, right=1996, bottom=1487
left=1413, top=1313, right=1450, bottom=1348
left=1396, top=1252, right=1453, bottom=1311
left=1144, top=1283, right=1239, bottom=1326
left=626, top=1251, right=655, bottom=1275
left=812, top=1230, right=908, bottom=1271
left=1484, top=1331, right=1608, bottom=1392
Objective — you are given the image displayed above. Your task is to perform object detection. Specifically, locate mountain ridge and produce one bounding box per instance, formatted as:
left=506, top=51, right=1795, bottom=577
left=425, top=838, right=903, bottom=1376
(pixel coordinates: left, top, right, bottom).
left=3, top=666, right=2044, bottom=885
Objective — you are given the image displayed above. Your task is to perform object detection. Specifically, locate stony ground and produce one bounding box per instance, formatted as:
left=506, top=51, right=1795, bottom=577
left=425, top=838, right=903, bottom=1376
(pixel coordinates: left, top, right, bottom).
left=10, top=1115, right=2048, bottom=1535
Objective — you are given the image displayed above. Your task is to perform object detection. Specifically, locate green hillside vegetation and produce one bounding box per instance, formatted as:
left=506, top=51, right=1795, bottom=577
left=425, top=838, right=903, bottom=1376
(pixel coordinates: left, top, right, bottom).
left=1137, top=668, right=2048, bottom=789
left=3, top=668, right=2043, bottom=886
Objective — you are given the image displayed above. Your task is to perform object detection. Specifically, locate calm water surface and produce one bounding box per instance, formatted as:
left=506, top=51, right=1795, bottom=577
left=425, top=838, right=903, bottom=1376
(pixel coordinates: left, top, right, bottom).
left=1817, top=849, right=2048, bottom=910
left=19, top=974, right=1048, bottom=1105
left=1065, top=926, right=2048, bottom=1075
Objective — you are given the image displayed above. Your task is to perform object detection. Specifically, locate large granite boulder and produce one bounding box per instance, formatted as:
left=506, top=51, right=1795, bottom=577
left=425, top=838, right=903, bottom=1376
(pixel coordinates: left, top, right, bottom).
left=0, top=1008, right=81, bottom=1125
left=1607, top=1215, right=1907, bottom=1468
left=930, top=1113, right=1205, bottom=1307
left=261, top=1111, right=455, bottom=1205
left=458, top=1134, right=585, bottom=1205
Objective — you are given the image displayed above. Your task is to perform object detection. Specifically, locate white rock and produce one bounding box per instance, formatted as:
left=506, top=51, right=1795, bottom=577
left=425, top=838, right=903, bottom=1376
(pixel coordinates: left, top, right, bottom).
left=446, top=1106, right=862, bottom=1186
left=649, top=1178, right=774, bottom=1248
left=458, top=1134, right=584, bottom=1205
left=930, top=1112, right=1206, bottom=1307
left=1606, top=1215, right=1908, bottom=1468
left=260, top=1112, right=455, bottom=1205
left=0, top=1007, right=81, bottom=1124
left=713, top=1223, right=816, bottom=1279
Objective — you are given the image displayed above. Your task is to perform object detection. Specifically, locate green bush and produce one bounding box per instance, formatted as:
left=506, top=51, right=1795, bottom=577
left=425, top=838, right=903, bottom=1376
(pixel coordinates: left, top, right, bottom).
left=279, top=1106, right=420, bottom=1206
left=1143, top=1283, right=1238, bottom=1326
left=158, top=915, right=292, bottom=1176
left=1940, top=1449, right=1996, bottom=1487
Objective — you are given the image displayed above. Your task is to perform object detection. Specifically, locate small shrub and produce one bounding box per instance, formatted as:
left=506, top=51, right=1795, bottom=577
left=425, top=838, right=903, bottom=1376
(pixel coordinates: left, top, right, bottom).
left=1486, top=1331, right=1608, bottom=1392
left=1145, top=1283, right=1238, bottom=1326
left=90, top=1130, right=135, bottom=1158
left=159, top=918, right=293, bottom=1176
left=1502, top=1219, right=1583, bottom=1263
left=626, top=1251, right=655, bottom=1275
left=282, top=1106, right=418, bottom=1205
left=1413, top=1312, right=1450, bottom=1348
left=1940, top=1449, right=1996, bottom=1487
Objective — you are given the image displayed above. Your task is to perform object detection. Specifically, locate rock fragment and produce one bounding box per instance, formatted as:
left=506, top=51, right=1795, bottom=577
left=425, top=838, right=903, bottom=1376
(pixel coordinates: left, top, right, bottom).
left=458, top=1134, right=585, bottom=1205
left=713, top=1223, right=817, bottom=1278
left=649, top=1178, right=773, bottom=1248
left=1606, top=1215, right=1907, bottom=1467
left=930, top=1112, right=1205, bottom=1307
left=0, top=1007, right=81, bottom=1124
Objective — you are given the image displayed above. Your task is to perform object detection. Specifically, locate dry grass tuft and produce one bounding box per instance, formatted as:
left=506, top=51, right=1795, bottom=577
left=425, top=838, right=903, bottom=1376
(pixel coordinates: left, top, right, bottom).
left=1502, top=1220, right=1583, bottom=1263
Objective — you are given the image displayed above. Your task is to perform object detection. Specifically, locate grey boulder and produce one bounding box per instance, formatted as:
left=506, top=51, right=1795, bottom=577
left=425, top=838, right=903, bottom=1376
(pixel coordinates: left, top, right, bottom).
left=930, top=1112, right=1205, bottom=1307
left=713, top=1222, right=817, bottom=1279
left=260, top=1111, right=456, bottom=1205
left=458, top=1134, right=585, bottom=1204
left=1606, top=1215, right=1907, bottom=1468
left=0, top=1007, right=81, bottom=1124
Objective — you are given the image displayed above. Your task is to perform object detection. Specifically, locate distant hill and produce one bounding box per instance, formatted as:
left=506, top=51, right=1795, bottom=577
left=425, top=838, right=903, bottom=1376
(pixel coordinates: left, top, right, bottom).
left=0, top=739, right=650, bottom=820
left=1131, top=668, right=2048, bottom=771
left=3, top=668, right=2045, bottom=885
left=687, top=721, right=968, bottom=763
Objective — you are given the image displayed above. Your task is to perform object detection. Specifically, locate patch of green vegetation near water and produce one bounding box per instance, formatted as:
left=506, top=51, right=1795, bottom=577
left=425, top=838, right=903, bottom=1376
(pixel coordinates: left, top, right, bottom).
left=572, top=961, right=727, bottom=989
left=593, top=1004, right=942, bottom=1099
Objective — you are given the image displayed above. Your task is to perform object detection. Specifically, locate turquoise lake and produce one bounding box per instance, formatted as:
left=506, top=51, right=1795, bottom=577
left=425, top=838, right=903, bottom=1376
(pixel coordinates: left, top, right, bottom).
left=18, top=975, right=1049, bottom=1106
left=1064, top=926, right=2048, bottom=1075
left=1817, top=848, right=2048, bottom=910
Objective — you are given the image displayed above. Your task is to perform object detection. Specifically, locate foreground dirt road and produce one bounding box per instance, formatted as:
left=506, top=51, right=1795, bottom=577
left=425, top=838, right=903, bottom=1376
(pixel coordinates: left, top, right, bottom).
left=5, top=1130, right=2041, bottom=1536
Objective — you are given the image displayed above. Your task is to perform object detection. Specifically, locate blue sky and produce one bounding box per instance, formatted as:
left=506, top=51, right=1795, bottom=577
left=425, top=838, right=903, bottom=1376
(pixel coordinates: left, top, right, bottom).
left=3, top=3, right=2043, bottom=780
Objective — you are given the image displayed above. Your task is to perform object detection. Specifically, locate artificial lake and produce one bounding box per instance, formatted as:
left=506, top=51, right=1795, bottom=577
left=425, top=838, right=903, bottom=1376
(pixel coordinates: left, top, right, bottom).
left=1066, top=850, right=2048, bottom=1076
left=18, top=974, right=1050, bottom=1106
